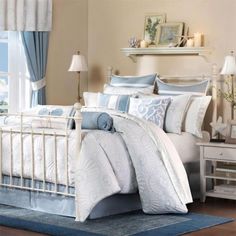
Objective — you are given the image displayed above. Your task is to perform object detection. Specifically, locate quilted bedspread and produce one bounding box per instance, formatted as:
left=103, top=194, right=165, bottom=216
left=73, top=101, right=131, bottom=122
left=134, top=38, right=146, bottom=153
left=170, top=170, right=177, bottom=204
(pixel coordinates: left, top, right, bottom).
left=75, top=108, right=192, bottom=222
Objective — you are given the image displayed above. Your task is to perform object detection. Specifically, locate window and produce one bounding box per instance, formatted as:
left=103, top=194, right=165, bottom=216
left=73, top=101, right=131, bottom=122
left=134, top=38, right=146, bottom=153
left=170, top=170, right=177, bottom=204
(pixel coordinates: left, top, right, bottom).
left=0, top=32, right=9, bottom=113
left=0, top=32, right=30, bottom=113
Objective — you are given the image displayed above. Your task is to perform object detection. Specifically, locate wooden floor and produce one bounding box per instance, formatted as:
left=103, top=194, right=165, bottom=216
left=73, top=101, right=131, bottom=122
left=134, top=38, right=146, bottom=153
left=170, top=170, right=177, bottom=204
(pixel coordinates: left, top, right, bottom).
left=0, top=198, right=235, bottom=236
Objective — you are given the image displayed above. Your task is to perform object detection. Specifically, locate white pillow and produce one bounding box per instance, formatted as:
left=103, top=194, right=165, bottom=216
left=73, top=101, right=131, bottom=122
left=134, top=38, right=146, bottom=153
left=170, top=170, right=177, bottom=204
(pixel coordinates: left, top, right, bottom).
left=104, top=84, right=154, bottom=95
left=128, top=97, right=171, bottom=128
left=164, top=94, right=192, bottom=134
left=134, top=94, right=191, bottom=134
left=183, top=96, right=211, bottom=138
left=83, top=92, right=98, bottom=107
left=32, top=105, right=75, bottom=129
left=32, top=117, right=67, bottom=129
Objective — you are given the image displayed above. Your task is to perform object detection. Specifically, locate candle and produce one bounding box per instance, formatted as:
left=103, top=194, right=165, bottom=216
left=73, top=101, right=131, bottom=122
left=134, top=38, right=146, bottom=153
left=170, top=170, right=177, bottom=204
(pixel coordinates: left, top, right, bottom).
left=194, top=32, right=202, bottom=47
left=186, top=39, right=194, bottom=47
left=140, top=40, right=148, bottom=48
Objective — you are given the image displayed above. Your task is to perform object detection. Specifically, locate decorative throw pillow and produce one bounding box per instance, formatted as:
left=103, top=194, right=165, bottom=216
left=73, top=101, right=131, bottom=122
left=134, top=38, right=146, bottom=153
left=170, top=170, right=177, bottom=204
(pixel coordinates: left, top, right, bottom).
left=128, top=97, right=171, bottom=128
left=83, top=92, right=99, bottom=107
left=110, top=74, right=157, bottom=87
left=104, top=84, right=154, bottom=95
left=156, top=78, right=209, bottom=96
left=183, top=96, right=212, bottom=138
left=33, top=105, right=75, bottom=129
left=164, top=94, right=192, bottom=134
left=98, top=93, right=130, bottom=112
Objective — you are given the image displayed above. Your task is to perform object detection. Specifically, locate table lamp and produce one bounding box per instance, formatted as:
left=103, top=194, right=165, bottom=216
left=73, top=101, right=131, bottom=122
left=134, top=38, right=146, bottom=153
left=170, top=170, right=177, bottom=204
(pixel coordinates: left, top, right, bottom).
left=221, top=51, right=236, bottom=119
left=68, top=51, right=88, bottom=102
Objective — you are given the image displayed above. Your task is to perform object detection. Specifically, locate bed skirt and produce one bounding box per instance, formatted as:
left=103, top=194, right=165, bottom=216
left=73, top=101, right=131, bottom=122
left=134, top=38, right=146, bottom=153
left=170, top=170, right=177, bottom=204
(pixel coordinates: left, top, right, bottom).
left=0, top=163, right=201, bottom=219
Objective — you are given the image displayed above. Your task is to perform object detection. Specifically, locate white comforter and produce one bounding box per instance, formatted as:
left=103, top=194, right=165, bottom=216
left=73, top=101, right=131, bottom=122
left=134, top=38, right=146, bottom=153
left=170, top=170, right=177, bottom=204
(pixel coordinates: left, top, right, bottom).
left=0, top=109, right=192, bottom=222
left=75, top=108, right=192, bottom=222
left=1, top=126, right=77, bottom=185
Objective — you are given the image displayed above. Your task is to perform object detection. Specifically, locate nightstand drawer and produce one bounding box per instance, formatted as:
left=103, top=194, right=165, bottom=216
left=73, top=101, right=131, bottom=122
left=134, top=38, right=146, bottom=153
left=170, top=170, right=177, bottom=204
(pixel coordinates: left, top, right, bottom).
left=204, top=147, right=236, bottom=160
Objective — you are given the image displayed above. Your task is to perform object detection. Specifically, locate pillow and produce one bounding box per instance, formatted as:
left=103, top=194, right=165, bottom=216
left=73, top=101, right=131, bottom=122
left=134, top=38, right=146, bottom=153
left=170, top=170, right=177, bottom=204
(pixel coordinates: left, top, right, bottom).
left=33, top=105, right=75, bottom=129
left=156, top=78, right=209, bottom=96
left=128, top=97, right=171, bottom=128
left=164, top=94, right=192, bottom=134
left=81, top=112, right=115, bottom=132
left=110, top=74, right=157, bottom=87
left=83, top=92, right=98, bottom=107
left=134, top=94, right=191, bottom=134
left=104, top=84, right=154, bottom=95
left=98, top=93, right=130, bottom=112
left=183, top=96, right=212, bottom=138
left=32, top=117, right=68, bottom=129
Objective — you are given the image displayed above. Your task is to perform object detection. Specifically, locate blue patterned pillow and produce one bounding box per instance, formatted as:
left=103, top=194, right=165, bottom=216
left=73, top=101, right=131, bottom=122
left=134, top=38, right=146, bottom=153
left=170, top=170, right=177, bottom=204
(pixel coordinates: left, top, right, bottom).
left=98, top=93, right=130, bottom=112
left=157, top=78, right=209, bottom=96
left=110, top=74, right=157, bottom=88
left=128, top=97, right=171, bottom=128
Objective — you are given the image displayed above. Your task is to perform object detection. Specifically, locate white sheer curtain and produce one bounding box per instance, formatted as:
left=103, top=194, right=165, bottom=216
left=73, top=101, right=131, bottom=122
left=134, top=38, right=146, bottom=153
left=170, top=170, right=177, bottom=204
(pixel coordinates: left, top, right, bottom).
left=0, top=0, right=52, bottom=31
left=8, top=32, right=31, bottom=113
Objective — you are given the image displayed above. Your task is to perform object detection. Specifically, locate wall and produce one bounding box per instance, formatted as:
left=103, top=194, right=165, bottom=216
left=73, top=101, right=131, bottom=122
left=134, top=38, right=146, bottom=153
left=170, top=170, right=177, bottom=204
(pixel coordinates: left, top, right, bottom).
left=46, top=0, right=88, bottom=105
left=88, top=0, right=236, bottom=120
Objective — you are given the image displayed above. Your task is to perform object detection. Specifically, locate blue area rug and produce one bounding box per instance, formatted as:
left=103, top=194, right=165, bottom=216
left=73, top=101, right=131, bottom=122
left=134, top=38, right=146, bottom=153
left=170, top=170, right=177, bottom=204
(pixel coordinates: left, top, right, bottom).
left=0, top=204, right=233, bottom=236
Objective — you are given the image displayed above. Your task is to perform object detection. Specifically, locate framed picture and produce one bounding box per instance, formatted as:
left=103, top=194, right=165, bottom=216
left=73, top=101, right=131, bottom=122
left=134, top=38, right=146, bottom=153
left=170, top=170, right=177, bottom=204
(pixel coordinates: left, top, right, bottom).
left=225, top=120, right=236, bottom=144
left=144, top=14, right=166, bottom=46
left=156, top=22, right=184, bottom=47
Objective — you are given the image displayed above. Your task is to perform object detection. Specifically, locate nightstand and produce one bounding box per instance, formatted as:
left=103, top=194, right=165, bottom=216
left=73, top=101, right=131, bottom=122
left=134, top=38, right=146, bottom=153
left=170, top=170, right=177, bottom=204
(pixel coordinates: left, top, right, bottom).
left=197, top=142, right=236, bottom=202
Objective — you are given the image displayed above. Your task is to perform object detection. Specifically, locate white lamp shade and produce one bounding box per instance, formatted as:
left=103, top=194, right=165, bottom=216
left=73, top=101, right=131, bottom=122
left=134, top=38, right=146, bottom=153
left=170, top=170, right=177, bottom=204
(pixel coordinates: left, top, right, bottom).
left=68, top=54, right=88, bottom=72
left=221, top=55, right=236, bottom=75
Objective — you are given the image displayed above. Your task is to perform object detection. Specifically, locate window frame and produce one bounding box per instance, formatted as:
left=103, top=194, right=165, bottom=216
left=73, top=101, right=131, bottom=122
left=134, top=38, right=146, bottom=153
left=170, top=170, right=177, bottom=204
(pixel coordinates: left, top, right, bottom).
left=0, top=35, right=9, bottom=112
left=0, top=32, right=31, bottom=113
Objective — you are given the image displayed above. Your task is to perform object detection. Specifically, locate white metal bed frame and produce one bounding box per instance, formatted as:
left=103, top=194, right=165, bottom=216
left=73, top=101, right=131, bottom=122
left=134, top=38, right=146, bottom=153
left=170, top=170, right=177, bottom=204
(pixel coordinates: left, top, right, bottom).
left=0, top=65, right=219, bottom=215
left=0, top=103, right=82, bottom=198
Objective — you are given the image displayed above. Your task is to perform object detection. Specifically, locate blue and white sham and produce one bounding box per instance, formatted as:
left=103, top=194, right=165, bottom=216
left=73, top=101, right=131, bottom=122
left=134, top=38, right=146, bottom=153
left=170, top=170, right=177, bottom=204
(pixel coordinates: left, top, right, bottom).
left=110, top=74, right=157, bottom=88
left=156, top=78, right=209, bottom=96
left=128, top=97, right=171, bottom=128
left=98, top=93, right=130, bottom=112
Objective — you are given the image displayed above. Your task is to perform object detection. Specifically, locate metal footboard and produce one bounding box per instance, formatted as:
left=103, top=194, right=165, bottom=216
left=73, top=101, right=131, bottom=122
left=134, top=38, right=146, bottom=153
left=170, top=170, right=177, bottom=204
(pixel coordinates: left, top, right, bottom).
left=0, top=103, right=82, bottom=198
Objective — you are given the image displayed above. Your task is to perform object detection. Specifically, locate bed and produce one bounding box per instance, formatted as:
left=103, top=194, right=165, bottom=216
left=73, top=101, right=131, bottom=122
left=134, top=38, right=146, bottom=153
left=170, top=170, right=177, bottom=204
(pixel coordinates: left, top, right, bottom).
left=0, top=66, right=219, bottom=222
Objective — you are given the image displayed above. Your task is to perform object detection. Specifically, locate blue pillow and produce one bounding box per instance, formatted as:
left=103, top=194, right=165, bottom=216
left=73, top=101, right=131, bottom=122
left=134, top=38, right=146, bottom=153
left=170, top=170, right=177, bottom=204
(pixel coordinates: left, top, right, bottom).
left=156, top=78, right=209, bottom=96
left=82, top=112, right=115, bottom=132
left=110, top=74, right=157, bottom=88
left=98, top=93, right=130, bottom=112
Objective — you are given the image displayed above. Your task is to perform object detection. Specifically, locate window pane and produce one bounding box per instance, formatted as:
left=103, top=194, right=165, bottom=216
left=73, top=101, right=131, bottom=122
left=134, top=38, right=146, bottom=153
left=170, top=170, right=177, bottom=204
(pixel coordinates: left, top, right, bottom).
left=0, top=43, right=8, bottom=72
left=0, top=32, right=8, bottom=40
left=0, top=77, right=8, bottom=113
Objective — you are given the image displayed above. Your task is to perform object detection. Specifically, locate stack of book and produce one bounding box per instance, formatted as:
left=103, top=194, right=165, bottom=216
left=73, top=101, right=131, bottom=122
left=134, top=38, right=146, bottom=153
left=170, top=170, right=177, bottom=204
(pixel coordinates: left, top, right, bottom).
left=215, top=163, right=236, bottom=179
left=213, top=163, right=236, bottom=194
left=214, top=184, right=236, bottom=194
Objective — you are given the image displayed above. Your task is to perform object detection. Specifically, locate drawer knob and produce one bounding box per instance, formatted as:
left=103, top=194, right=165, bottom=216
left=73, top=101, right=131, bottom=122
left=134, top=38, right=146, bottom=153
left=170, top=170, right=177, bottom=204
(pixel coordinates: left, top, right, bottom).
left=219, top=153, right=223, bottom=156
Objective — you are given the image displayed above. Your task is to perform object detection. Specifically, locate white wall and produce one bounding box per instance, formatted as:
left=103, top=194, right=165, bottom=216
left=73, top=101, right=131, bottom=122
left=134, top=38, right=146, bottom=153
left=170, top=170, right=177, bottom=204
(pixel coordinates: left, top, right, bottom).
left=88, top=0, right=236, bottom=120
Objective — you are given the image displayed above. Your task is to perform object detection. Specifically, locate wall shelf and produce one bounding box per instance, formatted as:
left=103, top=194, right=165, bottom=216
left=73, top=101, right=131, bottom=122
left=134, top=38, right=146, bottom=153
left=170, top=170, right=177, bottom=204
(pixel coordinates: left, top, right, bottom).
left=121, top=47, right=212, bottom=62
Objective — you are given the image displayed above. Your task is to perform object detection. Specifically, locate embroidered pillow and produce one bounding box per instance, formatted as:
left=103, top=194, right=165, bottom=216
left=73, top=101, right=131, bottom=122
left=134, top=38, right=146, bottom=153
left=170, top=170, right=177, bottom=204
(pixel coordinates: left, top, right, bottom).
left=104, top=84, right=154, bottom=95
left=183, top=96, right=212, bottom=138
left=128, top=97, right=171, bottom=128
left=156, top=78, right=209, bottom=96
left=110, top=74, right=157, bottom=87
left=164, top=94, right=192, bottom=134
left=98, top=93, right=130, bottom=112
left=34, top=105, right=75, bottom=129
left=134, top=94, right=192, bottom=134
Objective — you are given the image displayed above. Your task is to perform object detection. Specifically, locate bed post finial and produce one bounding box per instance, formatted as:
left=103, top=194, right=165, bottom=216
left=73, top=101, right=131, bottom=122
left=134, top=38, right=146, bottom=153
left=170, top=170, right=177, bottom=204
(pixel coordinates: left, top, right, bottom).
left=107, top=66, right=113, bottom=83
left=74, top=102, right=82, bottom=116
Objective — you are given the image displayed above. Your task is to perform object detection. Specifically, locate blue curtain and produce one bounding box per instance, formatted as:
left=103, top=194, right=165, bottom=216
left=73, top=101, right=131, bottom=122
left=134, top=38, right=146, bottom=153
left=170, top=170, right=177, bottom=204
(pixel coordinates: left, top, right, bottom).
left=21, top=32, right=49, bottom=106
